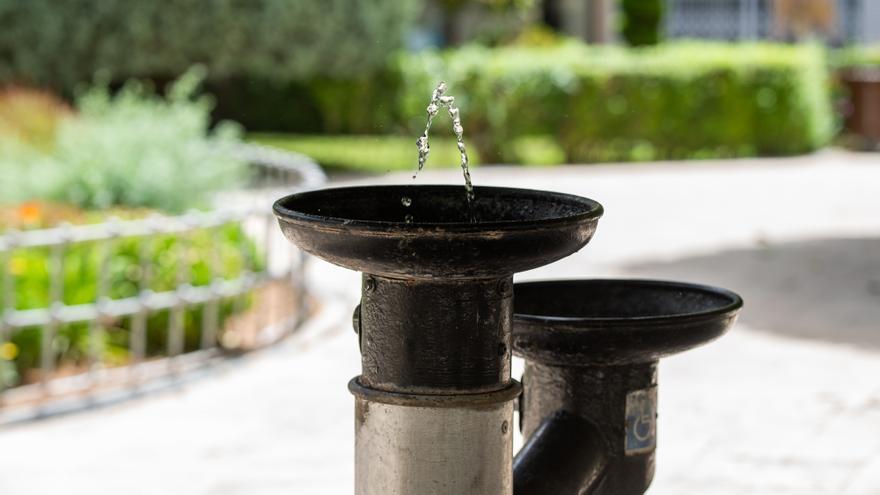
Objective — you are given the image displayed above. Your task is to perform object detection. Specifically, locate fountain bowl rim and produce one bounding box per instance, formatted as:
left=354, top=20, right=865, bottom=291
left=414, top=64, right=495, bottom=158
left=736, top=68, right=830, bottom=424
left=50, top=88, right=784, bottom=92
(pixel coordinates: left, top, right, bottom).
left=272, top=184, right=604, bottom=232
left=513, top=278, right=743, bottom=326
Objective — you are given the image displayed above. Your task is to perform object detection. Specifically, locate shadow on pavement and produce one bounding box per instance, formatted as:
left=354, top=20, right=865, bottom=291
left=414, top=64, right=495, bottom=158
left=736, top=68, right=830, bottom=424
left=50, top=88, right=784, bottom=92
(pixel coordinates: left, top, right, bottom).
left=624, top=237, right=880, bottom=350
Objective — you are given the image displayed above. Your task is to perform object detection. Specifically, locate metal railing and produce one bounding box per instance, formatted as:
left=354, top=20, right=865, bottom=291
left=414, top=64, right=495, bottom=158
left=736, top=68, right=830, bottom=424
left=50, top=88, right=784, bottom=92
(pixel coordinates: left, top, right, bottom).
left=0, top=143, right=326, bottom=423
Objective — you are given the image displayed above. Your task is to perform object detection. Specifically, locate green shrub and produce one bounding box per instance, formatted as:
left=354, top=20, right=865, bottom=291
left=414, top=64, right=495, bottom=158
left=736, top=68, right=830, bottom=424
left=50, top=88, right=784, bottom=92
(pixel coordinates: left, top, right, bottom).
left=831, top=45, right=880, bottom=69
left=250, top=133, right=477, bottom=172
left=0, top=69, right=245, bottom=212
left=0, top=220, right=261, bottom=388
left=206, top=73, right=408, bottom=134
left=0, top=87, right=72, bottom=150
left=397, top=42, right=835, bottom=163
left=250, top=133, right=567, bottom=171
left=0, top=0, right=422, bottom=94
left=621, top=0, right=664, bottom=46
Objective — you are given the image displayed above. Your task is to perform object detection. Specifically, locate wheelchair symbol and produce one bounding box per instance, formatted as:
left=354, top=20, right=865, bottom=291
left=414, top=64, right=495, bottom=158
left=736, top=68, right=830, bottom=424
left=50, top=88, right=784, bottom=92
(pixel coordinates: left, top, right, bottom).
left=625, top=388, right=657, bottom=455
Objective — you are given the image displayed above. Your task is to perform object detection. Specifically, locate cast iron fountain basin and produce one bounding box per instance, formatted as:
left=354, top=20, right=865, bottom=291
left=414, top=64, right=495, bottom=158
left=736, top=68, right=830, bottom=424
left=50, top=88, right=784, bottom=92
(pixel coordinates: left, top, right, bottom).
left=511, top=279, right=743, bottom=495
left=273, top=185, right=603, bottom=280
left=513, top=279, right=743, bottom=366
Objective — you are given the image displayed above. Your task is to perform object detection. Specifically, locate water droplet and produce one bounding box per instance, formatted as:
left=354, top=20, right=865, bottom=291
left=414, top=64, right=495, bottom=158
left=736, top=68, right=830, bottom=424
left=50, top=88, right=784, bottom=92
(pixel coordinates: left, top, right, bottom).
left=416, top=136, right=428, bottom=151
left=401, top=196, right=412, bottom=207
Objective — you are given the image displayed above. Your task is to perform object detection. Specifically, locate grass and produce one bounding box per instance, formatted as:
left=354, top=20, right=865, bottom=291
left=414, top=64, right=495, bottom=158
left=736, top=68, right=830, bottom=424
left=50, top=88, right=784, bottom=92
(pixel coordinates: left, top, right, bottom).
left=248, top=133, right=566, bottom=172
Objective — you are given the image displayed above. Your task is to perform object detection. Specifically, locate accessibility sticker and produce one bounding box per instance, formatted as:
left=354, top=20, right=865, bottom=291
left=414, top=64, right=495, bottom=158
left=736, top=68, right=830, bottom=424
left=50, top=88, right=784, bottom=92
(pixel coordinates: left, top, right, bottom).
left=625, top=387, right=657, bottom=455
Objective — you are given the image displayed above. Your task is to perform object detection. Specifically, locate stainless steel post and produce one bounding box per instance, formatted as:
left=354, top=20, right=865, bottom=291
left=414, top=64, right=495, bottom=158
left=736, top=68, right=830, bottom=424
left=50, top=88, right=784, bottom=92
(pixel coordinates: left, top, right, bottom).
left=351, top=380, right=519, bottom=494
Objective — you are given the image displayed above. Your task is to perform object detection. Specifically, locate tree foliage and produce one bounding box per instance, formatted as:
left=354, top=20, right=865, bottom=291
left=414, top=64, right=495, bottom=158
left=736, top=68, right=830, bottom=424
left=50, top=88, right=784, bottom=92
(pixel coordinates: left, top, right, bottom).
left=0, top=0, right=422, bottom=92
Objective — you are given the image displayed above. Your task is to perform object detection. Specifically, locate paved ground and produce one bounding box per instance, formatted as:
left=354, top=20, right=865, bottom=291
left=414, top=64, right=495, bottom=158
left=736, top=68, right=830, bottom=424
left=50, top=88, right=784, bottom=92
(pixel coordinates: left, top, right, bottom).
left=1, top=150, right=879, bottom=494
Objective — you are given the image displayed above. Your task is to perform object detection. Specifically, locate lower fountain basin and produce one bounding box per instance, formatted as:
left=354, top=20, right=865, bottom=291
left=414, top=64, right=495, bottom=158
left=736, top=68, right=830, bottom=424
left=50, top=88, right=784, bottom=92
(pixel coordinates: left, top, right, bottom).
left=512, top=279, right=743, bottom=366
left=273, top=185, right=603, bottom=279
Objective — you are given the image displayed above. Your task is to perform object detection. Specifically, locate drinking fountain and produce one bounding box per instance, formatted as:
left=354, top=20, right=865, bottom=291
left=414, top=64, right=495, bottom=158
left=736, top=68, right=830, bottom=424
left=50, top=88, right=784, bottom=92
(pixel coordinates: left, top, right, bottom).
left=512, top=279, right=742, bottom=494
left=273, top=185, right=742, bottom=494
left=274, top=184, right=603, bottom=494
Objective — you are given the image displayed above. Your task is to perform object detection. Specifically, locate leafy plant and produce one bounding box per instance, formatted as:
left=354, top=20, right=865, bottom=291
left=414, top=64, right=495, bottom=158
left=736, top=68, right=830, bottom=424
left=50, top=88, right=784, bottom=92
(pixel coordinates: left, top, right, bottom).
left=0, top=87, right=71, bottom=149
left=0, top=212, right=262, bottom=388
left=0, top=69, right=246, bottom=212
left=0, top=0, right=422, bottom=93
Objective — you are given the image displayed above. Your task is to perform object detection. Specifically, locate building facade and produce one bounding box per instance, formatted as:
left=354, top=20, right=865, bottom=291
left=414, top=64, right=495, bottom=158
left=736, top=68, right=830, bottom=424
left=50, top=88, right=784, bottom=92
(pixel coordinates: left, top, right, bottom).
left=664, top=0, right=880, bottom=44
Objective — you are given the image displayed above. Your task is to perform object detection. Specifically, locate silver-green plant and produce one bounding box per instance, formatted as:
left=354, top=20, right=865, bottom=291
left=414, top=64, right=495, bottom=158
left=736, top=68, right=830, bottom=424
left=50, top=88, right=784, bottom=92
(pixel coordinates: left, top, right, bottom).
left=0, top=67, right=246, bottom=212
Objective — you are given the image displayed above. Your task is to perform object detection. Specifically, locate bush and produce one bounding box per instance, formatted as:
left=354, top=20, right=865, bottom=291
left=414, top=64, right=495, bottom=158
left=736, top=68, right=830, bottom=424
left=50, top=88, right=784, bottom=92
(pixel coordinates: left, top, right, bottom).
left=0, top=208, right=262, bottom=388
left=621, top=0, right=664, bottom=46
left=831, top=45, right=880, bottom=70
left=0, top=69, right=245, bottom=212
left=0, top=0, right=422, bottom=94
left=250, top=134, right=478, bottom=172
left=397, top=42, right=835, bottom=163
left=249, top=133, right=567, bottom=171
left=0, top=87, right=72, bottom=150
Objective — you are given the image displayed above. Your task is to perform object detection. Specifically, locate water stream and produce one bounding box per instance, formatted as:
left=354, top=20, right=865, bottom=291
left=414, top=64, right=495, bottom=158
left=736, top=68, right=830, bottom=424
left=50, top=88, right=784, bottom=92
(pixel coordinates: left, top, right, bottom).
left=406, top=81, right=475, bottom=222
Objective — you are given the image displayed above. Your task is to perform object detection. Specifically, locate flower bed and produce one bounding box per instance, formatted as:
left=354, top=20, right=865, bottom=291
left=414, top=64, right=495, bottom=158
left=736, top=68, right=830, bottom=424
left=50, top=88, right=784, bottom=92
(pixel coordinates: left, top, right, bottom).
left=0, top=144, right=325, bottom=420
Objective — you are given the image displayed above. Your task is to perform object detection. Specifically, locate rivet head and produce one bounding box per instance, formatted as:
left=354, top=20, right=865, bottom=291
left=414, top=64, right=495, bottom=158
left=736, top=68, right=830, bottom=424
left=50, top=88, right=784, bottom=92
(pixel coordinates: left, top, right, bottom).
left=501, top=421, right=509, bottom=434
left=497, top=279, right=512, bottom=295
left=364, top=277, right=376, bottom=292
left=497, top=342, right=507, bottom=357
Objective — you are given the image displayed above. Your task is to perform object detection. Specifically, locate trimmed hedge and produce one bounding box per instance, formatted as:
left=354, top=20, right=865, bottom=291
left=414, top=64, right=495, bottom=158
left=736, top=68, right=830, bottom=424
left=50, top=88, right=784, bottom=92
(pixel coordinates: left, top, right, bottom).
left=0, top=0, right=421, bottom=93
left=832, top=45, right=880, bottom=70
left=397, top=42, right=835, bottom=163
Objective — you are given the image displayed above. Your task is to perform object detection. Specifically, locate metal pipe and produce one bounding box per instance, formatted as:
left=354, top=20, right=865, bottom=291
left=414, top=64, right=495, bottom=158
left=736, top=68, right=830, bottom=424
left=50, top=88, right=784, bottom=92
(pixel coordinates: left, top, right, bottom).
left=513, top=411, right=608, bottom=494
left=357, top=275, right=513, bottom=394
left=518, top=362, right=658, bottom=495
left=352, top=274, right=519, bottom=494
left=351, top=378, right=519, bottom=494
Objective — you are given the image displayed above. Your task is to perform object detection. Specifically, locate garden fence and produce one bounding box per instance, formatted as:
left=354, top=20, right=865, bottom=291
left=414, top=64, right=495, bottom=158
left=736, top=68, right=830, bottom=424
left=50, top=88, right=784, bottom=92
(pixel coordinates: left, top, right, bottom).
left=0, top=143, right=325, bottom=423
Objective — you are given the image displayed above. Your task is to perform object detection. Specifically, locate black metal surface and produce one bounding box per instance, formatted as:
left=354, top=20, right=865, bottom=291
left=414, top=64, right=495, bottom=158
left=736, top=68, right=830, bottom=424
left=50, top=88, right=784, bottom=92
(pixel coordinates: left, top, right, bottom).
left=513, top=279, right=743, bottom=366
left=358, top=275, right=513, bottom=393
left=519, top=362, right=657, bottom=495
left=513, top=411, right=608, bottom=494
left=273, top=185, right=603, bottom=280
left=512, top=279, right=743, bottom=495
